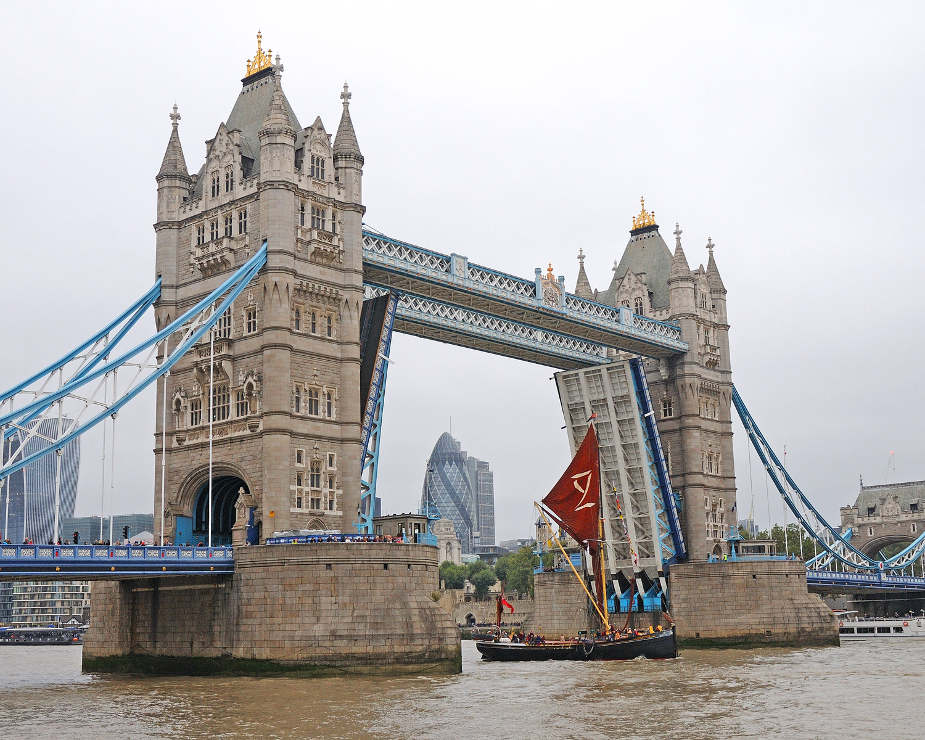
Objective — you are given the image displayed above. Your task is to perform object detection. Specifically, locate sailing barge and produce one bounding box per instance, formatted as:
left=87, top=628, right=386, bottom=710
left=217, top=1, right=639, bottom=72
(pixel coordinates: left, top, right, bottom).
left=477, top=423, right=678, bottom=661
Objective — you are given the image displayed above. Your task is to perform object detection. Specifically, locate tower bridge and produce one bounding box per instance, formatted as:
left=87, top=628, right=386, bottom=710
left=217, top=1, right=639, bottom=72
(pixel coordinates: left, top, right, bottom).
left=3, top=33, right=923, bottom=668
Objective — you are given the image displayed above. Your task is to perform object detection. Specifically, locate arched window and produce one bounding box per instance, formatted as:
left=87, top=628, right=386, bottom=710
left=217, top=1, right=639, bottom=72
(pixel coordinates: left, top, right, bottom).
left=661, top=397, right=673, bottom=418
left=310, top=460, right=322, bottom=489
left=621, top=299, right=631, bottom=308
left=634, top=296, right=644, bottom=315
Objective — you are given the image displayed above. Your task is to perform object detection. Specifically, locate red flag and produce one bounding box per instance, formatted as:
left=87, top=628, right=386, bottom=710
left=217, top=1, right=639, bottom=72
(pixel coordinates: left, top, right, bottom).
left=500, top=596, right=515, bottom=614
left=541, top=424, right=600, bottom=545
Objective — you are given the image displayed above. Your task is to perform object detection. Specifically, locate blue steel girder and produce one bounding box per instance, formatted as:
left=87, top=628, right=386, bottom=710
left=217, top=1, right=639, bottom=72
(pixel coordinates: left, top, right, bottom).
left=806, top=569, right=925, bottom=592
left=357, top=293, right=399, bottom=534
left=361, top=230, right=688, bottom=363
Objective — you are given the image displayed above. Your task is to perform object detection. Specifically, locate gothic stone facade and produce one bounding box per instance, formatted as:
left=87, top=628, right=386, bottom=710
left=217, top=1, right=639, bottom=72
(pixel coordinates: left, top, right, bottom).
left=840, top=480, right=925, bottom=556
left=573, top=200, right=736, bottom=560
left=153, top=57, right=365, bottom=544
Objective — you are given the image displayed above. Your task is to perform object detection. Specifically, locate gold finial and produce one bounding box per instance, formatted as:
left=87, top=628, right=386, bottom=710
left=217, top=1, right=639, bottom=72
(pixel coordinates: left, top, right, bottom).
left=245, top=31, right=274, bottom=77
left=546, top=263, right=555, bottom=281
left=631, top=196, right=657, bottom=231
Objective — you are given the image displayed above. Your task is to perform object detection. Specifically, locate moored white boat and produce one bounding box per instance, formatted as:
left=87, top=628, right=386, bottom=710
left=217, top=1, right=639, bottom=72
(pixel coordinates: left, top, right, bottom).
left=838, top=614, right=925, bottom=640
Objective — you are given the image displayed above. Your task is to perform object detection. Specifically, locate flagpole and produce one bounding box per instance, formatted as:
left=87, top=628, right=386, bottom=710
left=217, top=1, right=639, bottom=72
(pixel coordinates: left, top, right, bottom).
left=535, top=503, right=607, bottom=625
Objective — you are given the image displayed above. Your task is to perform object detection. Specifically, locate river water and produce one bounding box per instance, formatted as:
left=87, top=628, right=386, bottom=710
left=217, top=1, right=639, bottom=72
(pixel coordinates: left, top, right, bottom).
left=0, top=640, right=921, bottom=739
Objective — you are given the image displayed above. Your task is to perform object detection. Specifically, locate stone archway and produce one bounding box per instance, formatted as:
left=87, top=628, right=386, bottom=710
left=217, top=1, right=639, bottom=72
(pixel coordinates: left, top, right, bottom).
left=192, top=476, right=249, bottom=546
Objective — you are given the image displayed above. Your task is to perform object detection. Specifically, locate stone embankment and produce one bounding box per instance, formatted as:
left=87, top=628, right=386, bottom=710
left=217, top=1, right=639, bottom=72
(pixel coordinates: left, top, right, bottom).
left=83, top=543, right=461, bottom=676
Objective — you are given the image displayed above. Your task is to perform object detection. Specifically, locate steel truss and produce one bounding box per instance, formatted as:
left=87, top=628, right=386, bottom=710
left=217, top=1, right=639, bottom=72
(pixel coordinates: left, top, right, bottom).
left=733, top=385, right=925, bottom=572
left=0, top=243, right=268, bottom=496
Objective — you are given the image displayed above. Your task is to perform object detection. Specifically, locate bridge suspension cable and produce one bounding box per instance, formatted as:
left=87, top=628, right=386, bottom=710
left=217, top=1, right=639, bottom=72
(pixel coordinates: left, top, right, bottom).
left=732, top=385, right=925, bottom=572
left=0, top=243, right=267, bottom=540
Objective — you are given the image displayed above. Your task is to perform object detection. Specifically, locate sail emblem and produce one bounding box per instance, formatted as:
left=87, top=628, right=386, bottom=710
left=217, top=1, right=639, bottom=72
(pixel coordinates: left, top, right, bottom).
left=572, top=471, right=595, bottom=511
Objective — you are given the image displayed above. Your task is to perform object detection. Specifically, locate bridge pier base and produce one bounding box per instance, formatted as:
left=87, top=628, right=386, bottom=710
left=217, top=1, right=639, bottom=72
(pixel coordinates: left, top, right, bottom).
left=82, top=543, right=461, bottom=676
left=669, top=560, right=838, bottom=647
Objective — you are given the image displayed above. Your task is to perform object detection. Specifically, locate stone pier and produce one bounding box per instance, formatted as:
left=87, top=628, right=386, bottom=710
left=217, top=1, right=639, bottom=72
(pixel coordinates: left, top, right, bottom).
left=83, top=543, right=461, bottom=676
left=669, top=560, right=838, bottom=647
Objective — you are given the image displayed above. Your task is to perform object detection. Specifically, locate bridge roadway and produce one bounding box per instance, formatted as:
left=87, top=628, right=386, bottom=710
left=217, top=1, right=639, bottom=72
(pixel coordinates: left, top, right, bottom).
left=361, top=229, right=689, bottom=368
left=0, top=544, right=233, bottom=580
left=807, top=569, right=925, bottom=593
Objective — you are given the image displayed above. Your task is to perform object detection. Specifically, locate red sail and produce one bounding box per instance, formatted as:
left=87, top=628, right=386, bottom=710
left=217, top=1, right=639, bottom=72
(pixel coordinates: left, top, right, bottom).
left=541, top=424, right=600, bottom=545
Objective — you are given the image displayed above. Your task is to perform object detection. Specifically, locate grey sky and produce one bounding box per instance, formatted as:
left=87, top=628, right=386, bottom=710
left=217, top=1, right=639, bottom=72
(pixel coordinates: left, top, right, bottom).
left=1, top=2, right=922, bottom=542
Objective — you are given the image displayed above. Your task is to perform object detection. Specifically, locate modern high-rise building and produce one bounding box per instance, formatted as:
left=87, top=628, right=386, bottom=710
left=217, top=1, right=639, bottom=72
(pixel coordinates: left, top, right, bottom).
left=1, top=418, right=80, bottom=544
left=60, top=514, right=155, bottom=545
left=420, top=432, right=495, bottom=553
left=0, top=581, right=90, bottom=627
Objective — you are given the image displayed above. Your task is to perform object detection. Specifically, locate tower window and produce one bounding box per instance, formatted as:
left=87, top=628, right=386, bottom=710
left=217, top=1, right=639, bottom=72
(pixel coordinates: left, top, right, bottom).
left=196, top=224, right=205, bottom=246
left=210, top=219, right=218, bottom=241
left=236, top=389, right=247, bottom=417
left=294, top=307, right=302, bottom=331
left=327, top=452, right=336, bottom=469
left=331, top=209, right=336, bottom=235
left=245, top=306, right=257, bottom=334
left=307, top=388, right=320, bottom=416
left=224, top=169, right=234, bottom=192
left=294, top=386, right=302, bottom=413
left=661, top=397, right=673, bottom=418
left=215, top=307, right=232, bottom=339
left=296, top=449, right=305, bottom=466
left=310, top=311, right=317, bottom=334
left=310, top=154, right=326, bottom=180
left=311, top=205, right=326, bottom=231
left=211, top=383, right=230, bottom=422
left=310, top=460, right=322, bottom=489
left=634, top=296, right=644, bottom=315
left=326, top=315, right=334, bottom=338
left=238, top=209, right=247, bottom=234
left=299, top=201, right=306, bottom=227
left=189, top=398, right=202, bottom=427
left=224, top=214, right=233, bottom=238
left=297, top=472, right=304, bottom=488
left=210, top=172, right=219, bottom=198
left=325, top=389, right=334, bottom=418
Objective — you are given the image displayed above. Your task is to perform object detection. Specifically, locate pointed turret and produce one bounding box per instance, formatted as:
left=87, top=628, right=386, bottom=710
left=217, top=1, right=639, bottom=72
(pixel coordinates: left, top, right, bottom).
left=668, top=223, right=692, bottom=281
left=156, top=105, right=191, bottom=224
left=261, top=73, right=295, bottom=135
left=705, top=237, right=726, bottom=292
left=157, top=105, right=190, bottom=182
left=574, top=248, right=594, bottom=299
left=333, top=82, right=363, bottom=161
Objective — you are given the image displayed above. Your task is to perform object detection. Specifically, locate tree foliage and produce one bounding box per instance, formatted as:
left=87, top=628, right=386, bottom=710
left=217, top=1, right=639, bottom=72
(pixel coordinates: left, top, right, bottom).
left=439, top=560, right=467, bottom=589
left=470, top=567, right=497, bottom=599
left=494, top=546, right=543, bottom=597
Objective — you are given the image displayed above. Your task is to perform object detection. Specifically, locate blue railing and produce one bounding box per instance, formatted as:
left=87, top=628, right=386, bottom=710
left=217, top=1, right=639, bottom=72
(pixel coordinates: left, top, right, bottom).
left=807, top=569, right=925, bottom=591
left=0, top=544, right=234, bottom=577
left=266, top=533, right=438, bottom=546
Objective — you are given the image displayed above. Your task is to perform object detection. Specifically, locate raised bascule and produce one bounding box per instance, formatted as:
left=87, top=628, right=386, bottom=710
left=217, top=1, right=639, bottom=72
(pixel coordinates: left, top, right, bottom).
left=0, top=34, right=921, bottom=670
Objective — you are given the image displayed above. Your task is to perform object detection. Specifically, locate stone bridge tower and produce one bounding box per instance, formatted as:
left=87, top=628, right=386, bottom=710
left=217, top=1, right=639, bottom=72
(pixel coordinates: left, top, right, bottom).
left=840, top=480, right=925, bottom=556
left=153, top=35, right=365, bottom=544
left=573, top=199, right=736, bottom=560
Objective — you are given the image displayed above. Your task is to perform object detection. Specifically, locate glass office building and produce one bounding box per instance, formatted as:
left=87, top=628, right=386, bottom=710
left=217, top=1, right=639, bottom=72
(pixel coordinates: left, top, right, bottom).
left=420, top=432, right=495, bottom=553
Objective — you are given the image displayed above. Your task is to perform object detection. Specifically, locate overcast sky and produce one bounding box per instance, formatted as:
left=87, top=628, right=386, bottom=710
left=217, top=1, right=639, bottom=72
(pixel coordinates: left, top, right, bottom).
left=1, top=2, right=923, bottom=542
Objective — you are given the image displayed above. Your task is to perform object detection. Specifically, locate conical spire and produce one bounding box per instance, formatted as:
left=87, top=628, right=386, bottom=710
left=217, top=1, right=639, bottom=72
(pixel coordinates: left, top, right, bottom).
left=261, top=70, right=294, bottom=134
left=574, top=248, right=594, bottom=299
left=669, top=223, right=692, bottom=280
left=334, top=82, right=363, bottom=159
left=157, top=104, right=190, bottom=180
left=705, top=237, right=726, bottom=291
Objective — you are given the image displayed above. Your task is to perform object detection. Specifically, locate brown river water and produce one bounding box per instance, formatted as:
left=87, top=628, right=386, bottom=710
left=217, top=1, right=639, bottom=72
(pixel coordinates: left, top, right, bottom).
left=0, top=640, right=921, bottom=739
